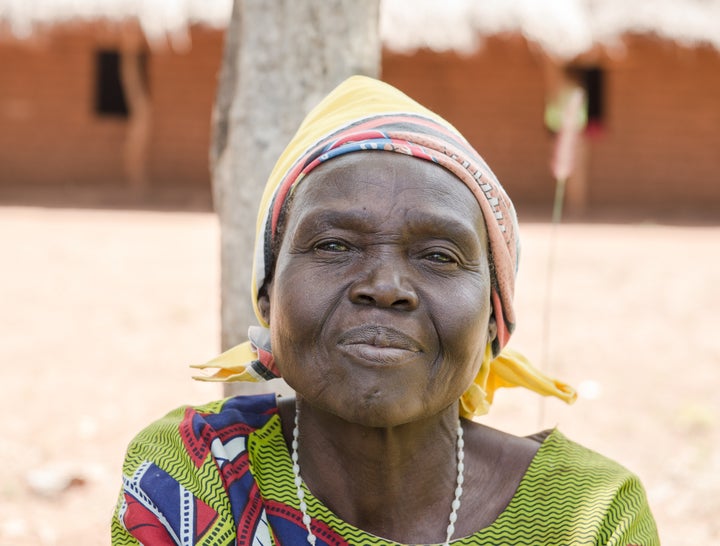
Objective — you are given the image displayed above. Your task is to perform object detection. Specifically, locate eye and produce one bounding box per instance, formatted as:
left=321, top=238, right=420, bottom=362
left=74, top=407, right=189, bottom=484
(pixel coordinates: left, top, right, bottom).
left=423, top=251, right=458, bottom=265
left=314, top=240, right=351, bottom=253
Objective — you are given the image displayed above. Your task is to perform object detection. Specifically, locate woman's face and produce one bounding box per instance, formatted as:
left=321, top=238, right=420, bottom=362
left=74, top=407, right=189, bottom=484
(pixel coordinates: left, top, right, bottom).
left=261, top=152, right=496, bottom=427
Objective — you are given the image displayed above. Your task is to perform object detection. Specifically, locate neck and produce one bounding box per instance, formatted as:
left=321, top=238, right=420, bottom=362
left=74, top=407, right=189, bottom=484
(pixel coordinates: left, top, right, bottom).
left=281, top=397, right=461, bottom=543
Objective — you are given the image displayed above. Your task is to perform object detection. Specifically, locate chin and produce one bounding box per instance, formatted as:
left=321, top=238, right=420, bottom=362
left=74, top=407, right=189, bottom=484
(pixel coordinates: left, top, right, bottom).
left=336, top=397, right=434, bottom=429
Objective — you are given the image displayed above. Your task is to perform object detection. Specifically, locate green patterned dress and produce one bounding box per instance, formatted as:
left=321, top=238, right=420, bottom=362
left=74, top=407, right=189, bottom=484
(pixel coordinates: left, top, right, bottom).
left=112, top=394, right=659, bottom=545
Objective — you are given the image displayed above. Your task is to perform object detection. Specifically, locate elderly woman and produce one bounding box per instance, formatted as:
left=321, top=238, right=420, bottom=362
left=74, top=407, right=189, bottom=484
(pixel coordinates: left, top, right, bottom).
left=112, top=77, right=658, bottom=545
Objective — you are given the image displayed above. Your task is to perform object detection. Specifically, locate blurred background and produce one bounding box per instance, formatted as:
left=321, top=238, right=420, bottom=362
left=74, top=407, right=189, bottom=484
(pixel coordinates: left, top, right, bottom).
left=1, top=0, right=719, bottom=544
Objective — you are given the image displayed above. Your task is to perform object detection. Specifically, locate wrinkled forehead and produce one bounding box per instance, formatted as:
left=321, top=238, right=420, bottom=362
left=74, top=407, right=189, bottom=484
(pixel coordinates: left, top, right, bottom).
left=280, top=151, right=489, bottom=242
left=293, top=150, right=478, bottom=199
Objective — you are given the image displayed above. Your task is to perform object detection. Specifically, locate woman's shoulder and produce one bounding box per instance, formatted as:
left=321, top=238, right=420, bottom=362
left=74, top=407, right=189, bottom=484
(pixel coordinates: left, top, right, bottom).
left=473, top=425, right=645, bottom=484
left=462, top=424, right=658, bottom=544
left=531, top=428, right=641, bottom=482
left=122, top=393, right=280, bottom=469
left=114, top=395, right=282, bottom=544
left=509, top=428, right=651, bottom=508
left=135, top=392, right=278, bottom=434
left=506, top=429, right=659, bottom=545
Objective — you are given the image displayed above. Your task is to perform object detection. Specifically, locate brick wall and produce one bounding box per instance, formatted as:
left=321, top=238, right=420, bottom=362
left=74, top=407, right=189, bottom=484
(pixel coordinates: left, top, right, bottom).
left=2, top=27, right=718, bottom=213
left=590, top=36, right=720, bottom=213
left=383, top=35, right=720, bottom=214
left=1, top=29, right=126, bottom=186
left=0, top=24, right=224, bottom=189
left=147, top=27, right=224, bottom=187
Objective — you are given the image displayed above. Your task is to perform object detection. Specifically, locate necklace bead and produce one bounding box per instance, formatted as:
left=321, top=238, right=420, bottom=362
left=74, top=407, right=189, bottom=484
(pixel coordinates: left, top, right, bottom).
left=292, top=407, right=464, bottom=546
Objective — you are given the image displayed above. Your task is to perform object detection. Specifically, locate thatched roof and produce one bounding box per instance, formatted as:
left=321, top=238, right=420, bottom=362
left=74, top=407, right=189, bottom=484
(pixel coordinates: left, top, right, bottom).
left=380, top=0, right=720, bottom=59
left=0, top=0, right=232, bottom=45
left=1, top=0, right=719, bottom=58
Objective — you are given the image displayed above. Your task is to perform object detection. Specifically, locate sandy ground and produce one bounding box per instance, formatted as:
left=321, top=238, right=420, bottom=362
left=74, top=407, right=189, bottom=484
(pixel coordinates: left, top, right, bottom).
left=0, top=203, right=718, bottom=545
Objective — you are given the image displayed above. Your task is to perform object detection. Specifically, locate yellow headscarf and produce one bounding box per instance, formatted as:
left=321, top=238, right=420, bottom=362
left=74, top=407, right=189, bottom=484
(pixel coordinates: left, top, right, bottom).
left=193, top=76, right=576, bottom=418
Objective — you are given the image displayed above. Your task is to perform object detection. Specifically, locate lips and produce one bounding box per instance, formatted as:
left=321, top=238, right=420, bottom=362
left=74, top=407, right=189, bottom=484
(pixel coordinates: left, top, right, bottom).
left=337, top=325, right=422, bottom=364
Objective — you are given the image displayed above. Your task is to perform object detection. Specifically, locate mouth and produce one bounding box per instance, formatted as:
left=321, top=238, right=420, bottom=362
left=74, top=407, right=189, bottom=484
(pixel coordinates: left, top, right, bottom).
left=337, top=325, right=422, bottom=364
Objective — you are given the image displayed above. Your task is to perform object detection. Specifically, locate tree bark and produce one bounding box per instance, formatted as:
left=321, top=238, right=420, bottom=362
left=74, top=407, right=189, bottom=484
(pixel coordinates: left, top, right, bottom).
left=211, top=0, right=380, bottom=394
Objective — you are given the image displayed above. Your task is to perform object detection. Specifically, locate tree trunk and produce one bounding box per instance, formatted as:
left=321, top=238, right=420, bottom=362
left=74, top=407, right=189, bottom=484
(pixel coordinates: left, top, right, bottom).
left=211, top=0, right=380, bottom=395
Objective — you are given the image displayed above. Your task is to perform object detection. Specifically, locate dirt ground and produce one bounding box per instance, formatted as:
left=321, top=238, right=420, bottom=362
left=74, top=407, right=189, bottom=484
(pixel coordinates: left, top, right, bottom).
left=1, top=201, right=718, bottom=545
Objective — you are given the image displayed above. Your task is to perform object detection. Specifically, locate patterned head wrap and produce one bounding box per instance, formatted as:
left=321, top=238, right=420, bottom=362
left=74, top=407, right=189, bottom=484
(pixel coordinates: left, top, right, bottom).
left=193, top=76, right=576, bottom=417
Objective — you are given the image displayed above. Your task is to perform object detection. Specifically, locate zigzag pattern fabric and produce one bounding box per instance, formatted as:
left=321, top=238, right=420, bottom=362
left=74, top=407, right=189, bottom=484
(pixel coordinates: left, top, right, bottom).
left=112, top=395, right=658, bottom=545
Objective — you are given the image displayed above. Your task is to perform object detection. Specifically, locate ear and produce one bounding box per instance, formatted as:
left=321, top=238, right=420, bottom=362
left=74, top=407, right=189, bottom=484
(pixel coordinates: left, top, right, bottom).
left=487, top=314, right=498, bottom=346
left=257, top=284, right=272, bottom=324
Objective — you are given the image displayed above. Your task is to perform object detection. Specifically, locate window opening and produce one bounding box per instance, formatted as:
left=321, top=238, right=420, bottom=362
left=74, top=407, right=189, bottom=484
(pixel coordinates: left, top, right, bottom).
left=568, top=66, right=605, bottom=129
left=94, top=49, right=147, bottom=117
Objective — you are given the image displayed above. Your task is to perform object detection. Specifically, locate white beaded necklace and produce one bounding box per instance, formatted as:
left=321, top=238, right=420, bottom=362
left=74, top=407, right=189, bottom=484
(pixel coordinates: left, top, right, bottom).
left=291, top=407, right=465, bottom=546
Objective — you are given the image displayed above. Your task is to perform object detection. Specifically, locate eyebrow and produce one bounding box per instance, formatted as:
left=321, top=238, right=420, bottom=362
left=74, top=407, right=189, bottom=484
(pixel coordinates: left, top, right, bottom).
left=296, top=208, right=375, bottom=233
left=405, top=207, right=485, bottom=250
left=296, top=207, right=484, bottom=249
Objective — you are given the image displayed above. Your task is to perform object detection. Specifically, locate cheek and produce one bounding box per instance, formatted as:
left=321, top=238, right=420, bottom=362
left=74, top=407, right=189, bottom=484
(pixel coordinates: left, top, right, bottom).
left=267, top=259, right=346, bottom=379
left=271, top=262, right=338, bottom=330
left=430, top=281, right=492, bottom=380
left=441, top=313, right=487, bottom=370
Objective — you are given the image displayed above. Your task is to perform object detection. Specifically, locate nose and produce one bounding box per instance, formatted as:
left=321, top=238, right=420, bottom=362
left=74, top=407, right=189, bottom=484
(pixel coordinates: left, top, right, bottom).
left=348, top=255, right=419, bottom=310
